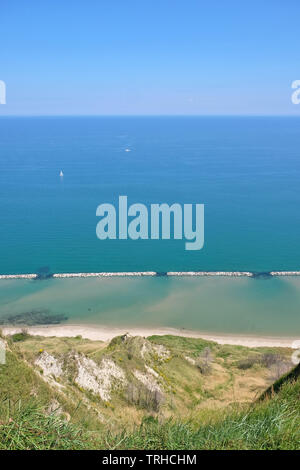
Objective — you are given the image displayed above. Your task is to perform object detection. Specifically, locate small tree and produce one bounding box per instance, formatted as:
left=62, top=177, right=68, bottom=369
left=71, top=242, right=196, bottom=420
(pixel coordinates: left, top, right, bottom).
left=259, top=353, right=292, bottom=383
left=196, top=347, right=213, bottom=375
left=261, top=353, right=281, bottom=368
left=126, top=383, right=164, bottom=412
left=268, top=359, right=292, bottom=383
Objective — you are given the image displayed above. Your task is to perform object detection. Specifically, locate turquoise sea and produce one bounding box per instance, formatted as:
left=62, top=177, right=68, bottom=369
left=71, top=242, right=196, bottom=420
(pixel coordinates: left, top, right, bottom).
left=1, top=116, right=300, bottom=335
left=1, top=276, right=300, bottom=336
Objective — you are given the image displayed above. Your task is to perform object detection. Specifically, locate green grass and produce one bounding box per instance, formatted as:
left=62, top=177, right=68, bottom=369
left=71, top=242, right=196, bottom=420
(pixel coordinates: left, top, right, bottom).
left=1, top=378, right=298, bottom=450
left=0, top=402, right=89, bottom=450
left=108, top=379, right=300, bottom=450
left=0, top=332, right=299, bottom=450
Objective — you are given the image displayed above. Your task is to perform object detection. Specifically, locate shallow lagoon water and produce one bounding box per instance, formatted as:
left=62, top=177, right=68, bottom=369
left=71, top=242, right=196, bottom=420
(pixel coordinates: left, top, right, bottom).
left=1, top=276, right=300, bottom=336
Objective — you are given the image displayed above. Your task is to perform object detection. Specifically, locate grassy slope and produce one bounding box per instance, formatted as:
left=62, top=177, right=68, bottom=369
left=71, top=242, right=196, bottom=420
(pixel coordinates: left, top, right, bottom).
left=13, top=333, right=293, bottom=418
left=0, top=333, right=299, bottom=450
left=111, top=379, right=300, bottom=450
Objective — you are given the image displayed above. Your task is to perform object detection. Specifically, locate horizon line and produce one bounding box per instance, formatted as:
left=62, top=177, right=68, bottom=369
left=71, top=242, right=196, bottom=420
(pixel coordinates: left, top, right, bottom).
left=0, top=114, right=300, bottom=118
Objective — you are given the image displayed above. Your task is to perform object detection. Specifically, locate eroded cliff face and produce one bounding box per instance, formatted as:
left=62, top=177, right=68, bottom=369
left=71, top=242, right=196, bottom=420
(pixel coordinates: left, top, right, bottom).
left=1, top=331, right=294, bottom=429
left=33, top=335, right=166, bottom=404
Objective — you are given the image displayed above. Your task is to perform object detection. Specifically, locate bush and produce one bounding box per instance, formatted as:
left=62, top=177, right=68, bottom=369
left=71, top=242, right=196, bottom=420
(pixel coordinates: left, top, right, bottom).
left=259, top=353, right=292, bottom=383
left=11, top=331, right=29, bottom=342
left=261, top=353, right=282, bottom=368
left=125, top=383, right=164, bottom=412
left=237, top=356, right=258, bottom=370
left=268, top=360, right=292, bottom=383
left=196, top=347, right=213, bottom=375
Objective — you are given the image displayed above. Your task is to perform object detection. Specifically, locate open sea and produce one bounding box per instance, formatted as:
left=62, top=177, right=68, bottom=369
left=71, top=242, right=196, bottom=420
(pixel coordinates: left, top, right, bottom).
left=1, top=116, right=300, bottom=335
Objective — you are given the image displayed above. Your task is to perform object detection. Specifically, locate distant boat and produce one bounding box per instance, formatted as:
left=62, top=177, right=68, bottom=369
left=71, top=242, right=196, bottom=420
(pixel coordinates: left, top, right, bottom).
left=60, top=170, right=64, bottom=177
left=125, top=148, right=131, bottom=152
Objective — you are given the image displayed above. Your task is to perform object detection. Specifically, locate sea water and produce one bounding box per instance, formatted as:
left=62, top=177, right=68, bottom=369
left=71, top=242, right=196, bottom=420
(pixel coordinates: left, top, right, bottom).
left=0, top=276, right=300, bottom=336
left=1, top=116, right=300, bottom=334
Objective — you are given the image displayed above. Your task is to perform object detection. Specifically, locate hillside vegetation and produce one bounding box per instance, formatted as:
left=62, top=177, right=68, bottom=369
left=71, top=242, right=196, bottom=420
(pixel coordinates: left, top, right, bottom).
left=0, top=330, right=299, bottom=450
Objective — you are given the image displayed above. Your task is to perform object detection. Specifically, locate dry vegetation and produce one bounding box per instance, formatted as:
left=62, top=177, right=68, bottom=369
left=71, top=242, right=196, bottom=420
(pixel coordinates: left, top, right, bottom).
left=0, top=330, right=299, bottom=449
left=1, top=331, right=294, bottom=427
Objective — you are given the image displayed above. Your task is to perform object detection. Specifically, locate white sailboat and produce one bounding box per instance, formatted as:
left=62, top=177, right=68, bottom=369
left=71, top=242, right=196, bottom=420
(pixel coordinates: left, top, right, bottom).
left=60, top=170, right=64, bottom=177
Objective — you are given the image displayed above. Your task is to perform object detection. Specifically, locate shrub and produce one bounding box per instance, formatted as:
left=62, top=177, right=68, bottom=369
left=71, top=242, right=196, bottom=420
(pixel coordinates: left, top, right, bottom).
left=11, top=332, right=29, bottom=343
left=259, top=353, right=293, bottom=383
left=237, top=356, right=258, bottom=370
left=268, top=360, right=292, bottom=383
left=261, top=353, right=282, bottom=368
left=125, top=383, right=164, bottom=412
left=196, top=347, right=213, bottom=375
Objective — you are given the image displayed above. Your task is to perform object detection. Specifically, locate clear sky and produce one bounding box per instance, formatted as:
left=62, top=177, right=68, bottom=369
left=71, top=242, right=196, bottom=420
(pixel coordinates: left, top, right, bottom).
left=1, top=0, right=300, bottom=115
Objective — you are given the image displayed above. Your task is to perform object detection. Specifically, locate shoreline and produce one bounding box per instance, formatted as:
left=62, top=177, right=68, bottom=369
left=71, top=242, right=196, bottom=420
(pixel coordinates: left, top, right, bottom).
left=2, top=323, right=299, bottom=348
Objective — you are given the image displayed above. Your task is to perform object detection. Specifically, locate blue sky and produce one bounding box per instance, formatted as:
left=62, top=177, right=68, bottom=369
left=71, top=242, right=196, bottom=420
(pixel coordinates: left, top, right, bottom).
left=1, top=0, right=300, bottom=115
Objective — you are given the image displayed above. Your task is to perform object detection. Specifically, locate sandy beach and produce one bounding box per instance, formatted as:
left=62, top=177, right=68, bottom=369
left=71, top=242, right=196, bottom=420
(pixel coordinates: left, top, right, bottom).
left=2, top=324, right=299, bottom=348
